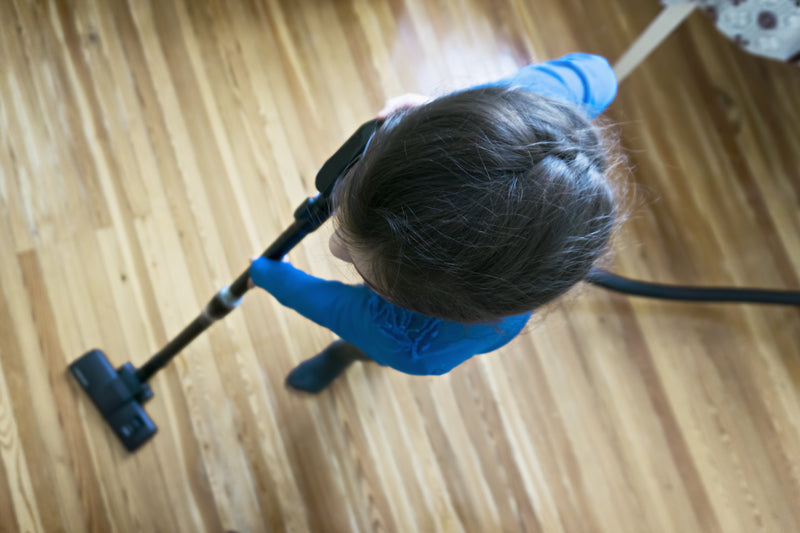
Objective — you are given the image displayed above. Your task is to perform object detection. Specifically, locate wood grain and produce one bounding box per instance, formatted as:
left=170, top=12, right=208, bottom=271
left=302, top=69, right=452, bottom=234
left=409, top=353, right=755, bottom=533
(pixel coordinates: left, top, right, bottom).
left=1, top=0, right=799, bottom=531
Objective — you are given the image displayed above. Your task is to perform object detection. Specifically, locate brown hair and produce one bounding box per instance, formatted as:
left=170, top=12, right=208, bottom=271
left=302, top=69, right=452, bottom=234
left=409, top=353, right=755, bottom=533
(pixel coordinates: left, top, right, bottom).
left=333, top=87, right=619, bottom=323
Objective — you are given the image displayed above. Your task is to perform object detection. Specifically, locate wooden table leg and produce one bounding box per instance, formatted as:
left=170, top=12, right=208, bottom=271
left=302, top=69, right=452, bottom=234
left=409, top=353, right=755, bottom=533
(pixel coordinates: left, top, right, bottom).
left=613, top=2, right=698, bottom=83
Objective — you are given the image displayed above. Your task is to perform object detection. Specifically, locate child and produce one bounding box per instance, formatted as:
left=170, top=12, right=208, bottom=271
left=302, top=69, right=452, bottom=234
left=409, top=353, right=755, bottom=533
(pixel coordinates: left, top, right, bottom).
left=250, top=53, right=619, bottom=393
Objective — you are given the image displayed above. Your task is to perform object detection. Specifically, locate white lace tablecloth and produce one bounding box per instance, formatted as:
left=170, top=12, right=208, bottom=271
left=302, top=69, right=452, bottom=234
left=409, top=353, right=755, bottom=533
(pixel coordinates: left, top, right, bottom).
left=662, top=0, right=800, bottom=63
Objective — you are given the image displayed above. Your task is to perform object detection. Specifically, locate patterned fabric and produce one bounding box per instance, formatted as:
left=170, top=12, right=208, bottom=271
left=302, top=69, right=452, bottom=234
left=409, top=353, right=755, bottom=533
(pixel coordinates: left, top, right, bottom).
left=662, top=0, right=800, bottom=63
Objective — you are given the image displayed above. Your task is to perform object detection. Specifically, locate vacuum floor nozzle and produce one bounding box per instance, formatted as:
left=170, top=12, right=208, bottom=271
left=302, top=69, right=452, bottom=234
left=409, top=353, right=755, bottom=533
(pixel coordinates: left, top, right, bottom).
left=69, top=350, right=157, bottom=452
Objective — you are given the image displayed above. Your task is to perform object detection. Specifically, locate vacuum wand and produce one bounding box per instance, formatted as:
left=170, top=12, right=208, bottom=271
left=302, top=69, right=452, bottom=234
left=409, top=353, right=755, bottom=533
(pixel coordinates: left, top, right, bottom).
left=68, top=119, right=381, bottom=452
left=69, top=195, right=333, bottom=451
left=135, top=196, right=331, bottom=382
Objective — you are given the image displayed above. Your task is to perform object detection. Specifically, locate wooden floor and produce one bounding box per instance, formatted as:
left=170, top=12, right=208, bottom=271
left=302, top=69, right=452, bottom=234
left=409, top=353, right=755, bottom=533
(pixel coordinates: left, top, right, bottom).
left=1, top=0, right=799, bottom=531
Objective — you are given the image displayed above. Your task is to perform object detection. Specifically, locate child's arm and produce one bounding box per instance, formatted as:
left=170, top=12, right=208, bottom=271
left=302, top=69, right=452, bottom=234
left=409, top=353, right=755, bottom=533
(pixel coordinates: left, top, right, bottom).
left=373, top=53, right=616, bottom=125
left=483, top=53, right=618, bottom=118
left=249, top=258, right=531, bottom=376
left=249, top=257, right=382, bottom=348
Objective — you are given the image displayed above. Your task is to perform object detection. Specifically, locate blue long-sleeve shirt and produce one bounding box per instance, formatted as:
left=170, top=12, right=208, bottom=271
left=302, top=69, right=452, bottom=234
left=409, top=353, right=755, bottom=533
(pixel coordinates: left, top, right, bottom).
left=251, top=53, right=617, bottom=375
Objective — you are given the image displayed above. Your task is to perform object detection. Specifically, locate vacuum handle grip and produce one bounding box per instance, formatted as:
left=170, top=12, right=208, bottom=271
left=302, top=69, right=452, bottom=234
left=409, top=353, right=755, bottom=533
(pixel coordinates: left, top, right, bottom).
left=228, top=194, right=332, bottom=298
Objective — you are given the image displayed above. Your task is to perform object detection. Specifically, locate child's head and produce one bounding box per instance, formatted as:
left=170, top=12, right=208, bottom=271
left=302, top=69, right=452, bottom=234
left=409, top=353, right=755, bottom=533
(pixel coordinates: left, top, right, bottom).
left=331, top=87, right=619, bottom=323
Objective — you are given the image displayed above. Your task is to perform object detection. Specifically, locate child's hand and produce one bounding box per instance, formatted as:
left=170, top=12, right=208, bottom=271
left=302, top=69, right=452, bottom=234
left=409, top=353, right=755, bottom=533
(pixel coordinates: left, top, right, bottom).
left=377, top=93, right=431, bottom=119
left=249, top=255, right=290, bottom=289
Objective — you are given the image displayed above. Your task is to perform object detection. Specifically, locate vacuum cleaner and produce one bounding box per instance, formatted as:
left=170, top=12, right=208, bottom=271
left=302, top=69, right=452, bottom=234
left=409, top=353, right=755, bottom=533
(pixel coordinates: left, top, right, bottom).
left=68, top=119, right=800, bottom=452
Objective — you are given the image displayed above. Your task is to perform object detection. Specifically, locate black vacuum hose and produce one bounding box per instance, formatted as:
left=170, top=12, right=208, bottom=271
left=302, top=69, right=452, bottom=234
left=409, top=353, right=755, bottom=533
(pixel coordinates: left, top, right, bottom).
left=586, top=268, right=800, bottom=306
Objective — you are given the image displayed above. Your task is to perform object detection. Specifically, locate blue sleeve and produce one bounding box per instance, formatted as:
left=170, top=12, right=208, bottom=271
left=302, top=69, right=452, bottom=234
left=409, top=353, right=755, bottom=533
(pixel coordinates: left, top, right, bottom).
left=479, top=53, right=617, bottom=118
left=248, top=258, right=471, bottom=374
left=249, top=258, right=376, bottom=344
left=249, top=258, right=432, bottom=372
